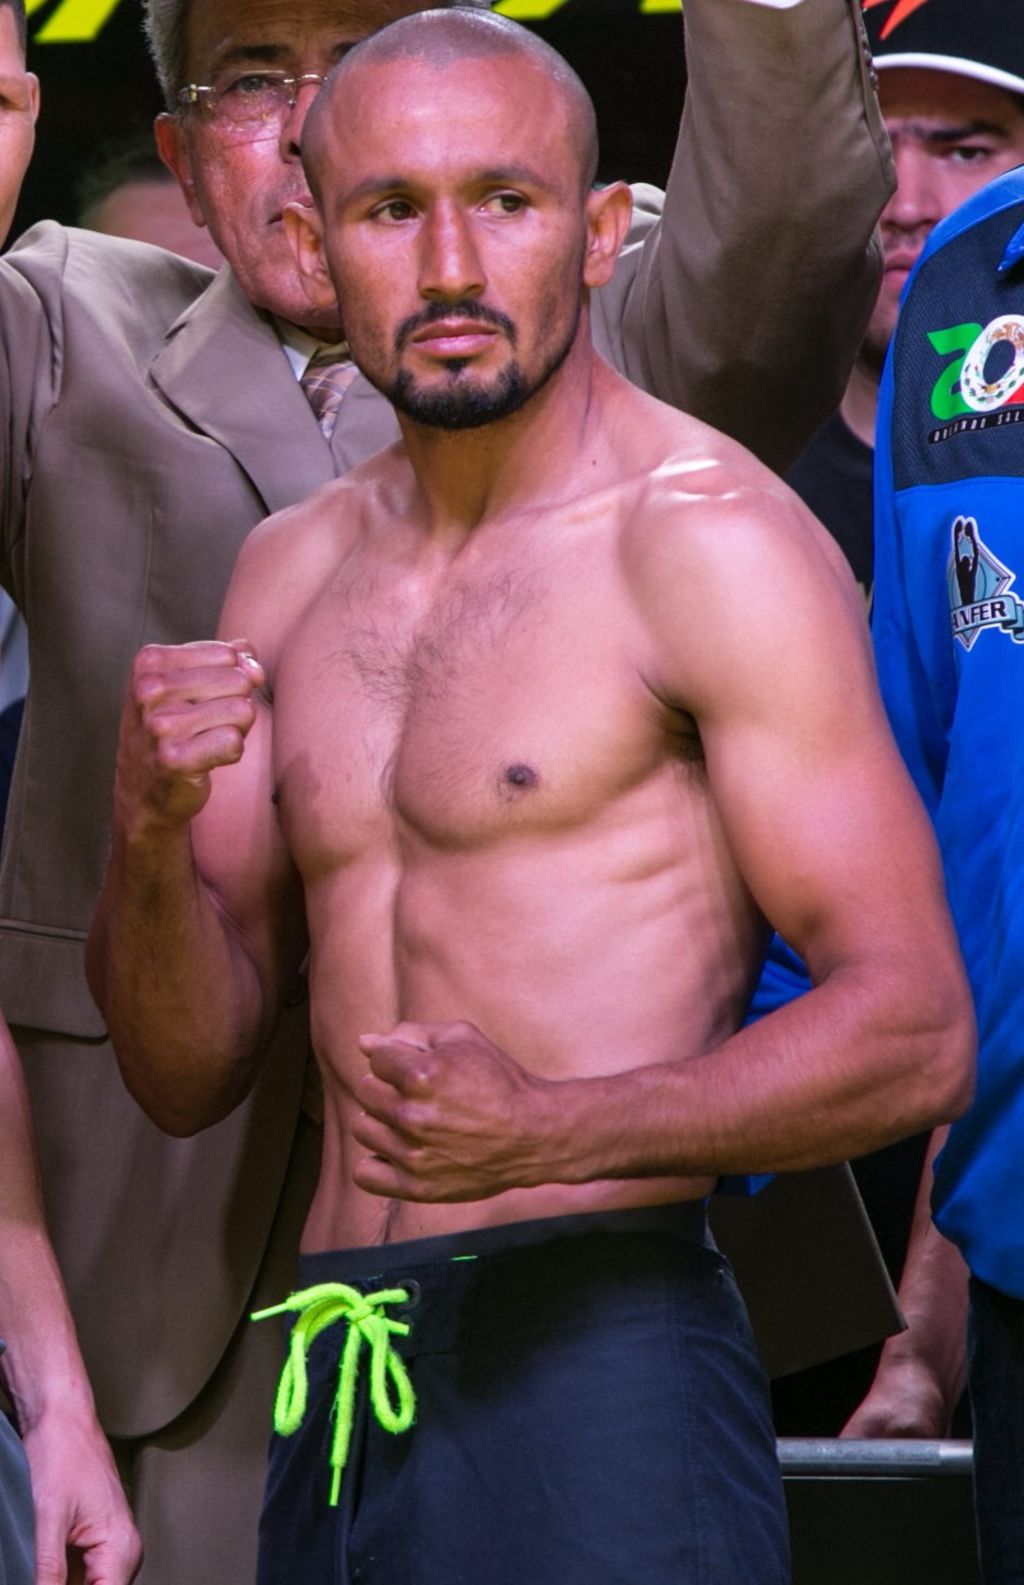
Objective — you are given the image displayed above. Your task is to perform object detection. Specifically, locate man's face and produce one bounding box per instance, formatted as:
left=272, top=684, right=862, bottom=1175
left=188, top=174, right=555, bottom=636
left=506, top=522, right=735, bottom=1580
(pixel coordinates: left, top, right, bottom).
left=0, top=6, right=39, bottom=247
left=302, top=52, right=601, bottom=429
left=864, top=67, right=1024, bottom=367
left=156, top=0, right=427, bottom=328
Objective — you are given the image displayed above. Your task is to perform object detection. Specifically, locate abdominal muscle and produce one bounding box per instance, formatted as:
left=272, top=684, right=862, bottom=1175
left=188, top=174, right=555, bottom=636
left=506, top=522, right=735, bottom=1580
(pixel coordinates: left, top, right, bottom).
left=297, top=836, right=762, bottom=1253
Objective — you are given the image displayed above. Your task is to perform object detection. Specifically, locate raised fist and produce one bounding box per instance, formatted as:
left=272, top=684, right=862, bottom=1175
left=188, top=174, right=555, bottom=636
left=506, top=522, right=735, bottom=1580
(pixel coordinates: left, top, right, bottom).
left=114, top=639, right=265, bottom=834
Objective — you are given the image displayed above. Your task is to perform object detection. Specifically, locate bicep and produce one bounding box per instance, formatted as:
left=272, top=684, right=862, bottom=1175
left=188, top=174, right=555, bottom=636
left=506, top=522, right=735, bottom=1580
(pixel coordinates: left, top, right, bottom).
left=663, top=505, right=949, bottom=980
left=705, top=669, right=944, bottom=983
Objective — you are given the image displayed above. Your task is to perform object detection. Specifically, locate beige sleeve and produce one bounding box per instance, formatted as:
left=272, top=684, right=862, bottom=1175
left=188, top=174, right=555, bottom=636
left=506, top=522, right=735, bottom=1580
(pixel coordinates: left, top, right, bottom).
left=592, top=0, right=893, bottom=474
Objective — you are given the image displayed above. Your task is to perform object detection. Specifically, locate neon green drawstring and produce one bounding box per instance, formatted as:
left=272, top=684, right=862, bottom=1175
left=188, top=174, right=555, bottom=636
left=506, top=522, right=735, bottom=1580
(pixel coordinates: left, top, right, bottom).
left=252, top=1281, right=417, bottom=1506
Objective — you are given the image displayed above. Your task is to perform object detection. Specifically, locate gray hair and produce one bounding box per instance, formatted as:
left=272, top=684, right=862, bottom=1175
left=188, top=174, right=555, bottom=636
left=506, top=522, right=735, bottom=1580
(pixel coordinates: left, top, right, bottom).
left=142, top=0, right=188, bottom=111
left=142, top=0, right=492, bottom=114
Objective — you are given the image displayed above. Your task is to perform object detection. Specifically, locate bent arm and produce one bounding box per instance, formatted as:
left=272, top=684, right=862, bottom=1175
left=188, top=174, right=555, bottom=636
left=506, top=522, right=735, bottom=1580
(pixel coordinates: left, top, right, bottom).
left=0, top=1017, right=141, bottom=1583
left=550, top=492, right=973, bottom=1176
left=607, top=0, right=892, bottom=471
left=87, top=640, right=305, bottom=1136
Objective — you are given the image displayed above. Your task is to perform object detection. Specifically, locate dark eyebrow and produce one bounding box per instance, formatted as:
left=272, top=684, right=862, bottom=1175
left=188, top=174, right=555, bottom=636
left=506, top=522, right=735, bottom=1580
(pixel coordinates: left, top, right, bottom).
left=475, top=165, right=562, bottom=198
left=341, top=165, right=563, bottom=207
left=914, top=119, right=1014, bottom=146
left=340, top=175, right=414, bottom=206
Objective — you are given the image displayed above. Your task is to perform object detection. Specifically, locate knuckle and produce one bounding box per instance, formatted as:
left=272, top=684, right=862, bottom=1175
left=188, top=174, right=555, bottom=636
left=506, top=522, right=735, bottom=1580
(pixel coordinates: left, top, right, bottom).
left=404, top=1142, right=431, bottom=1176
left=154, top=732, right=190, bottom=771
left=148, top=707, right=180, bottom=742
left=134, top=668, right=168, bottom=707
left=220, top=726, right=246, bottom=763
left=398, top=1099, right=431, bottom=1135
left=411, top=1055, right=438, bottom=1089
left=135, top=642, right=169, bottom=671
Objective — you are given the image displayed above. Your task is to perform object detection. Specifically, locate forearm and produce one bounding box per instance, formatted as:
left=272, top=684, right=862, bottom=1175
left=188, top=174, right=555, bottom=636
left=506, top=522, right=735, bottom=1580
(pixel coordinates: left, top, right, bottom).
left=847, top=1128, right=968, bottom=1434
left=354, top=962, right=974, bottom=1206
left=0, top=1022, right=97, bottom=1430
left=0, top=1026, right=142, bottom=1579
left=622, top=0, right=891, bottom=471
left=539, top=964, right=973, bottom=1183
left=87, top=822, right=269, bottom=1135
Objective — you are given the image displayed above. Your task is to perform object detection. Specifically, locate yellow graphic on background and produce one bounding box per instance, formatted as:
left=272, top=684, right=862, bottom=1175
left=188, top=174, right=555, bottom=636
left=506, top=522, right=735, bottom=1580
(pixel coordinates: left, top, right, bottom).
left=28, top=0, right=682, bottom=40
left=496, top=0, right=681, bottom=16
left=494, top=0, right=570, bottom=16
left=26, top=0, right=123, bottom=43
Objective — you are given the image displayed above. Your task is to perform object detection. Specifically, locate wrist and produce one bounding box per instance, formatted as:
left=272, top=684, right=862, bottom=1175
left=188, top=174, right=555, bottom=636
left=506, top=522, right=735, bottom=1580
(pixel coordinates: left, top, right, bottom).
left=522, top=1070, right=632, bottom=1187
left=5, top=1347, right=99, bottom=1434
left=112, top=791, right=197, bottom=852
left=873, top=1330, right=961, bottom=1400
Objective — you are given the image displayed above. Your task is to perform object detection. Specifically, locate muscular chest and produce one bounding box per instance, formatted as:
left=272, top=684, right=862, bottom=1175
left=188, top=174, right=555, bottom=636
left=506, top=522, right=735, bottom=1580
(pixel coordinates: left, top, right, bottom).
left=272, top=541, right=667, bottom=869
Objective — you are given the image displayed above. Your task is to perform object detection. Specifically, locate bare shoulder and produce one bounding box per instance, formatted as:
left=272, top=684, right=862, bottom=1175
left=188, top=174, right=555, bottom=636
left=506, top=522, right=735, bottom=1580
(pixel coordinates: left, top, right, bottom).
left=610, top=405, right=871, bottom=711
left=619, top=412, right=862, bottom=613
left=221, top=444, right=406, bottom=669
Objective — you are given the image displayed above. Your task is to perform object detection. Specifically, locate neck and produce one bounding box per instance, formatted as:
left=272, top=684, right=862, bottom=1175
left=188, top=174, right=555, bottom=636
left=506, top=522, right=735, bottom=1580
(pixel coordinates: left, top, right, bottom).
left=397, top=327, right=606, bottom=547
left=839, top=354, right=881, bottom=450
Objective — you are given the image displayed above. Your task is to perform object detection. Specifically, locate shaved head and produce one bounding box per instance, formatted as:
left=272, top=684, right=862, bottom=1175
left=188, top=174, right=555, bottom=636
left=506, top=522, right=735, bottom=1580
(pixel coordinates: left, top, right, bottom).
left=285, top=2, right=631, bottom=437
left=302, top=8, right=599, bottom=202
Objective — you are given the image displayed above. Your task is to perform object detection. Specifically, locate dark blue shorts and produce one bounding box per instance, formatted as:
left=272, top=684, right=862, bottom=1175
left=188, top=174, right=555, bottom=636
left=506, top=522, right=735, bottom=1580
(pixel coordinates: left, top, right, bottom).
left=256, top=1202, right=790, bottom=1585
left=0, top=1410, right=33, bottom=1585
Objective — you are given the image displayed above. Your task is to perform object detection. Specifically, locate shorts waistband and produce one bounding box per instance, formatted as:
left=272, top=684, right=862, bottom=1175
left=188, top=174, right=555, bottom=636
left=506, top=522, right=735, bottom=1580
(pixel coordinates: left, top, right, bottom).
left=298, top=1198, right=708, bottom=1286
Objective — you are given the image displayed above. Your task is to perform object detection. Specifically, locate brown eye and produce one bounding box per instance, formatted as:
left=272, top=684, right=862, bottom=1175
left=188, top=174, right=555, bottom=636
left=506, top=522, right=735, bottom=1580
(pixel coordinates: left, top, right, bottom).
left=483, top=192, right=526, bottom=215
left=375, top=199, right=416, bottom=222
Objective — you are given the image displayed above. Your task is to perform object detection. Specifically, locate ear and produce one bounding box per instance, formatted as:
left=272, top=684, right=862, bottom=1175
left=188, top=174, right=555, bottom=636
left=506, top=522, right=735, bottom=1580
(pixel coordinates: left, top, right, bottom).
left=582, top=181, right=633, bottom=289
left=283, top=201, right=337, bottom=312
left=26, top=71, right=39, bottom=125
left=155, top=112, right=204, bottom=226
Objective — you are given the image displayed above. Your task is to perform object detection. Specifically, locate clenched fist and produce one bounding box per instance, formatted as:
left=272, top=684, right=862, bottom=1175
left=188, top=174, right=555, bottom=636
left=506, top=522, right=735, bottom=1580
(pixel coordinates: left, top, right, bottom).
left=353, top=1020, right=563, bottom=1203
left=115, top=639, right=265, bottom=835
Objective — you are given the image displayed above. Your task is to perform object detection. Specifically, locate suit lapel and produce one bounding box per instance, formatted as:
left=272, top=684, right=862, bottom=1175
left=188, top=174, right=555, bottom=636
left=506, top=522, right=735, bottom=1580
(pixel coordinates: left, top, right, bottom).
left=150, top=266, right=336, bottom=516
left=329, top=367, right=401, bottom=473
left=151, top=266, right=404, bottom=513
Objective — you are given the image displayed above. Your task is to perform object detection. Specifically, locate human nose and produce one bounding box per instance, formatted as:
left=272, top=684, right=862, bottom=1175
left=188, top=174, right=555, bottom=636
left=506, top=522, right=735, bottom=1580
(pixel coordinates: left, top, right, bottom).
left=417, top=203, right=485, bottom=301
left=280, top=74, right=326, bottom=159
left=883, top=143, right=944, bottom=234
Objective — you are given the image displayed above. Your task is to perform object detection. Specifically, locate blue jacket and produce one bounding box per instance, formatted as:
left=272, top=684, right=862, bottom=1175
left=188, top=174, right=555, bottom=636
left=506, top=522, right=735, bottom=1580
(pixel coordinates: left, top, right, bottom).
left=873, top=167, right=1024, bottom=1299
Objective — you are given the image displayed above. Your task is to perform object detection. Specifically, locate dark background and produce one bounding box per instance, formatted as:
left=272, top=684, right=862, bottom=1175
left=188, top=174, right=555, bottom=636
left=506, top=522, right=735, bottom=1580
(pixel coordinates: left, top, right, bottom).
left=14, top=0, right=688, bottom=238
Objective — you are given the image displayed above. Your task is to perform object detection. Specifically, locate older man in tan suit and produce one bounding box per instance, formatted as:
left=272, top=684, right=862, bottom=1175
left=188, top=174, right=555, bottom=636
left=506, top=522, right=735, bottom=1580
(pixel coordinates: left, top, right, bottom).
left=0, top=0, right=891, bottom=1579
left=0, top=4, right=138, bottom=1582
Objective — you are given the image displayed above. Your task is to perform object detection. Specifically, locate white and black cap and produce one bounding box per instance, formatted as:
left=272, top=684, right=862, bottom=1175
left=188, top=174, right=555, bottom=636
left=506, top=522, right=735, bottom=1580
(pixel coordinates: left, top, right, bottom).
left=863, top=0, right=1024, bottom=100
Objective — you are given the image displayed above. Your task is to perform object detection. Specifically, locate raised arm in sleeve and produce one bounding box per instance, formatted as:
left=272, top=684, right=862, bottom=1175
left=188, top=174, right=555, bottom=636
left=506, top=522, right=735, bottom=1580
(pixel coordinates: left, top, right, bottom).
left=594, top=0, right=893, bottom=472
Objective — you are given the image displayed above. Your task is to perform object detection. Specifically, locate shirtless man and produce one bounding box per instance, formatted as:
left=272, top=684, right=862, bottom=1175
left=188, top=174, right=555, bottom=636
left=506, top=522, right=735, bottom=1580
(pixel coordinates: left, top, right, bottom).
left=88, top=12, right=974, bottom=1583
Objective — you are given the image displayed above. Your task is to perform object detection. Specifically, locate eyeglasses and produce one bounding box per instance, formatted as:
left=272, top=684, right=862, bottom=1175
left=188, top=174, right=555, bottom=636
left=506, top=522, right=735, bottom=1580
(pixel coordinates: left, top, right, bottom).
left=177, top=71, right=327, bottom=136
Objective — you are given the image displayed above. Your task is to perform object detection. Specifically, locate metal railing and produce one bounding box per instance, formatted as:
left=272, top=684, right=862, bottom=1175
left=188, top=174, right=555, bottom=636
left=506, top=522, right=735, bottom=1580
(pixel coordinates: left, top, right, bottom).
left=778, top=1439, right=973, bottom=1478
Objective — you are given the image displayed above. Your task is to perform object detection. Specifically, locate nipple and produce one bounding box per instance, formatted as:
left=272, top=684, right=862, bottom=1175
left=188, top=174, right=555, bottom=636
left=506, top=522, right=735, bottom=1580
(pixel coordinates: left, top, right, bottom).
left=500, top=762, right=540, bottom=797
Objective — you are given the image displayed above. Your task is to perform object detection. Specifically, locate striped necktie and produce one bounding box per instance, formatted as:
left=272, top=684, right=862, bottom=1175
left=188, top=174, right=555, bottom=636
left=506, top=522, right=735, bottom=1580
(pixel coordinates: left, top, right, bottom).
left=300, top=344, right=358, bottom=440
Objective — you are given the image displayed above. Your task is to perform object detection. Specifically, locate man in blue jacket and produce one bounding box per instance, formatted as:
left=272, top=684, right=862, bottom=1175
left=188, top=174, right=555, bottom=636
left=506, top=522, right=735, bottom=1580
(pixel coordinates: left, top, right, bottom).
left=868, top=160, right=1024, bottom=1583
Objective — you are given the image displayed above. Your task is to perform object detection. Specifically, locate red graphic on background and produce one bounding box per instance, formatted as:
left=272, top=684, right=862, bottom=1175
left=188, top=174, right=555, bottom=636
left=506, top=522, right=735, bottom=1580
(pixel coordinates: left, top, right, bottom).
left=863, top=0, right=933, bottom=39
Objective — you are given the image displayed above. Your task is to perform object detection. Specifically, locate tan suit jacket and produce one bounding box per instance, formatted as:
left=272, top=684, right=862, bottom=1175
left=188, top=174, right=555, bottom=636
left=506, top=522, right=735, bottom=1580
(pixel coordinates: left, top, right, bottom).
left=0, top=0, right=891, bottom=1438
